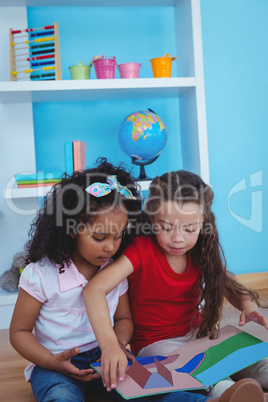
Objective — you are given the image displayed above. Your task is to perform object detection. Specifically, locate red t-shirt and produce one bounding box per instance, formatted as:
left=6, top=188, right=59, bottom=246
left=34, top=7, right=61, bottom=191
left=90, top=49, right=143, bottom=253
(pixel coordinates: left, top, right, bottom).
left=123, top=236, right=201, bottom=355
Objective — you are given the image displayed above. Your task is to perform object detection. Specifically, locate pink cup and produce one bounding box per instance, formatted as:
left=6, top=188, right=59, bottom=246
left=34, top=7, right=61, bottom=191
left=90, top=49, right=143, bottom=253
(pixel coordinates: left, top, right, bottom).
left=118, top=63, right=141, bottom=78
left=93, top=56, right=116, bottom=79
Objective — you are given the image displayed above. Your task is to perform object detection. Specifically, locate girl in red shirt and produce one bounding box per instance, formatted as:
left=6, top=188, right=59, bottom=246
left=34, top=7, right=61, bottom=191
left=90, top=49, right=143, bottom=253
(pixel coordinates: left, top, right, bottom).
left=84, top=170, right=268, bottom=401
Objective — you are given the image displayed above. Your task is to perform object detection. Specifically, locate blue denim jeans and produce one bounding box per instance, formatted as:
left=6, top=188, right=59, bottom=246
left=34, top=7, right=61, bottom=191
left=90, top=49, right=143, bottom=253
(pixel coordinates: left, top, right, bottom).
left=30, top=347, right=210, bottom=402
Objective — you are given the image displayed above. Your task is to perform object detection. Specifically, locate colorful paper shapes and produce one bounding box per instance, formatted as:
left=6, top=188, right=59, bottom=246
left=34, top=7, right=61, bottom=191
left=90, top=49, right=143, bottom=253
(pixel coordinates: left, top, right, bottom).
left=127, top=357, right=174, bottom=389
left=90, top=326, right=268, bottom=399
left=175, top=352, right=205, bottom=374
left=154, top=357, right=173, bottom=386
left=126, top=360, right=151, bottom=388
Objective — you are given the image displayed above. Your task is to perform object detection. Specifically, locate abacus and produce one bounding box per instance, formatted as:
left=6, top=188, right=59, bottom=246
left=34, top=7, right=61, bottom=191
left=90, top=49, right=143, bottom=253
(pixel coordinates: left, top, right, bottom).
left=10, top=22, right=61, bottom=81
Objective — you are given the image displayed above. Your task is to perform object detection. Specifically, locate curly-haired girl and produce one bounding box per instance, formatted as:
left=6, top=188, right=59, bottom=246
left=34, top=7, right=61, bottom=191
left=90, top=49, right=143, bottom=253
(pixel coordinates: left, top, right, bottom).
left=9, top=158, right=142, bottom=402
left=84, top=169, right=268, bottom=402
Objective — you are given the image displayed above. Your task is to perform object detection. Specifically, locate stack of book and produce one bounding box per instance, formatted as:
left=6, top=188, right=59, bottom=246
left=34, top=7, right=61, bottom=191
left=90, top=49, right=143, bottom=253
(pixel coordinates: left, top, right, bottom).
left=64, top=140, right=87, bottom=175
left=15, top=140, right=87, bottom=189
left=15, top=172, right=63, bottom=188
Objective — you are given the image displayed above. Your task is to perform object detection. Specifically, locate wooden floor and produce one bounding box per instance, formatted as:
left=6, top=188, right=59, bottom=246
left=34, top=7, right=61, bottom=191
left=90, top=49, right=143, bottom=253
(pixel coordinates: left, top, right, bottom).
left=1, top=289, right=268, bottom=401
left=0, top=329, right=36, bottom=402
left=0, top=329, right=112, bottom=402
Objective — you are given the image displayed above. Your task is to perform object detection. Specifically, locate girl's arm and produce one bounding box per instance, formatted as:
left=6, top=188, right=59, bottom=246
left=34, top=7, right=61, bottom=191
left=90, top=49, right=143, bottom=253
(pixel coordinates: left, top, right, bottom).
left=10, top=289, right=55, bottom=366
left=113, top=292, right=134, bottom=352
left=10, top=289, right=99, bottom=381
left=112, top=292, right=135, bottom=386
left=83, top=254, right=134, bottom=390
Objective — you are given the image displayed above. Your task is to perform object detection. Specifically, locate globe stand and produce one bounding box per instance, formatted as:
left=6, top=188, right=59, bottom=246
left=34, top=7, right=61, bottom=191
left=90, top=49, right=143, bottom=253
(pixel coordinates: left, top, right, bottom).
left=131, top=155, right=159, bottom=181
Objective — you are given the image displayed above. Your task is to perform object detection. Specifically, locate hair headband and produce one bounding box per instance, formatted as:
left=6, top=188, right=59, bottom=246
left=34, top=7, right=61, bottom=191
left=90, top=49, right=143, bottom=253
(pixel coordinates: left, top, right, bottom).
left=85, top=175, right=136, bottom=199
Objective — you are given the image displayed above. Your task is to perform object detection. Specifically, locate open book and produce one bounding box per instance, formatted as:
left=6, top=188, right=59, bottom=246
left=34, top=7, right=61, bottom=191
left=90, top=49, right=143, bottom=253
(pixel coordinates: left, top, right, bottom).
left=91, top=325, right=268, bottom=399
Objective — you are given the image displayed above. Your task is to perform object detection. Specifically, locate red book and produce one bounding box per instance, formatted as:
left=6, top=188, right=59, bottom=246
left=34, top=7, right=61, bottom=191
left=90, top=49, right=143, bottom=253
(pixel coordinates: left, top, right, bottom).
left=73, top=141, right=87, bottom=171
left=17, top=182, right=58, bottom=188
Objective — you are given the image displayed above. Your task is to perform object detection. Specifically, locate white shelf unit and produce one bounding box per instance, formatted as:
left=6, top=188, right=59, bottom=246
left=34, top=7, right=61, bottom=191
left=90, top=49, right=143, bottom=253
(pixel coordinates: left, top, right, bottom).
left=0, top=0, right=208, bottom=328
left=0, top=0, right=181, bottom=6
left=0, top=78, right=196, bottom=103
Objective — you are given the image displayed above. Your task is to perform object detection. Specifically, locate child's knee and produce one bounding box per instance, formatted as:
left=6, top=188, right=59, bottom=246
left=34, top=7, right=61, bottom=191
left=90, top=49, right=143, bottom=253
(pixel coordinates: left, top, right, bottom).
left=231, top=357, right=268, bottom=388
left=206, top=377, right=235, bottom=398
left=46, top=385, right=83, bottom=402
left=36, top=382, right=84, bottom=402
left=31, top=366, right=84, bottom=402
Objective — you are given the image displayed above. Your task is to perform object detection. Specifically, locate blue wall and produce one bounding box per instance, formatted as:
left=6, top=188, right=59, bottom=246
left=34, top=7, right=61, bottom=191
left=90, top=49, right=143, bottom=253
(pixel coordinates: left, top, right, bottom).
left=28, top=2, right=268, bottom=274
left=200, top=0, right=268, bottom=274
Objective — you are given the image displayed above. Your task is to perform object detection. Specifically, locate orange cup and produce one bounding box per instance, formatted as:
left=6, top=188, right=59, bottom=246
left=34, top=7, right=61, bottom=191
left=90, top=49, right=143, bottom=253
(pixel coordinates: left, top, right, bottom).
left=150, top=53, right=177, bottom=78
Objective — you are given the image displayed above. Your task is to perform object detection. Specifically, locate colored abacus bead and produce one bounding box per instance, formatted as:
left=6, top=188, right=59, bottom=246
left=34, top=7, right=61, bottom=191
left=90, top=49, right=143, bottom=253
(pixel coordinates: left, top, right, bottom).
left=10, top=22, right=60, bottom=81
left=36, top=54, right=55, bottom=60
left=36, top=36, right=55, bottom=43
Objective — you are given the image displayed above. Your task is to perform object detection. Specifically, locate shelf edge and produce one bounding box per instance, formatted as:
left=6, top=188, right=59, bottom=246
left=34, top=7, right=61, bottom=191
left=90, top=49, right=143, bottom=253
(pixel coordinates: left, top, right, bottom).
left=4, top=181, right=151, bottom=199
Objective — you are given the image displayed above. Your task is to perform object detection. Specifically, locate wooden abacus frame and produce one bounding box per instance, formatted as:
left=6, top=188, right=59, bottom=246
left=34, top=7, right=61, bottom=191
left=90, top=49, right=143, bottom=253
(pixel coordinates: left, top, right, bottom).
left=9, top=21, right=61, bottom=81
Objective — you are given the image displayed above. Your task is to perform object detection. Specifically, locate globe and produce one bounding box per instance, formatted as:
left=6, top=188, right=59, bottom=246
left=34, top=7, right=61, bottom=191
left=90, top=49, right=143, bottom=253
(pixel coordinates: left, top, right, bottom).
left=118, top=110, right=167, bottom=163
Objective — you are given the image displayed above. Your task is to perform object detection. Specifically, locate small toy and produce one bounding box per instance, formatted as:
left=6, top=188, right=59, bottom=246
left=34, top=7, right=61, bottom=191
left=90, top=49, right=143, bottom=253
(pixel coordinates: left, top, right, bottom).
left=117, top=62, right=141, bottom=79
left=9, top=22, right=61, bottom=81
left=92, top=55, right=116, bottom=79
left=0, top=251, right=26, bottom=292
left=118, top=109, right=167, bottom=180
left=69, top=61, right=92, bottom=80
left=150, top=53, right=177, bottom=78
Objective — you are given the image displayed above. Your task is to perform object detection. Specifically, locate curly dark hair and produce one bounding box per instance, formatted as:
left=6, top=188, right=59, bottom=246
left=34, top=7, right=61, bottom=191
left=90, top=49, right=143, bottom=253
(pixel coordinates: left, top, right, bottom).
left=141, top=170, right=262, bottom=339
left=25, top=158, right=141, bottom=267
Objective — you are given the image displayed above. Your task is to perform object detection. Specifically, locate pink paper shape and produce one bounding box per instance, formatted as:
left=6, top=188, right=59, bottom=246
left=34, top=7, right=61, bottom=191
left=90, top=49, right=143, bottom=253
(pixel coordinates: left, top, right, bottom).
left=154, top=357, right=173, bottom=386
left=127, top=359, right=151, bottom=388
left=144, top=372, right=174, bottom=389
left=144, top=354, right=180, bottom=369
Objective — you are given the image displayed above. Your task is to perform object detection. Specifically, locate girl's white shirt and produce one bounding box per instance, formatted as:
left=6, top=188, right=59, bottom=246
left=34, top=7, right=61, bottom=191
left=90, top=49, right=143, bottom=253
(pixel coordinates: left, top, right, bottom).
left=19, top=257, right=128, bottom=381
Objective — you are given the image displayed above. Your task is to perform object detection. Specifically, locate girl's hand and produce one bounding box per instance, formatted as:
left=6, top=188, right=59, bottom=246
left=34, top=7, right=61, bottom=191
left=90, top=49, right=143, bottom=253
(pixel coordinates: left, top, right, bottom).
left=118, top=341, right=136, bottom=364
left=239, top=308, right=268, bottom=330
left=50, top=347, right=100, bottom=382
left=122, top=348, right=136, bottom=364
left=100, top=345, right=128, bottom=391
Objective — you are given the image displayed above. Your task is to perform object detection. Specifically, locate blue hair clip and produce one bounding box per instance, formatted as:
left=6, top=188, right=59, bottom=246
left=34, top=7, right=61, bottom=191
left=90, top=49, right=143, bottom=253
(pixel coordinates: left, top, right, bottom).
left=85, top=175, right=136, bottom=199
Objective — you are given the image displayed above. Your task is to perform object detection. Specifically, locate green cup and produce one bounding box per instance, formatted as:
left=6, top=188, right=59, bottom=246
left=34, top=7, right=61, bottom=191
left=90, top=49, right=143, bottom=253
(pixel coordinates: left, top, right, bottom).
left=69, top=61, right=92, bottom=80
